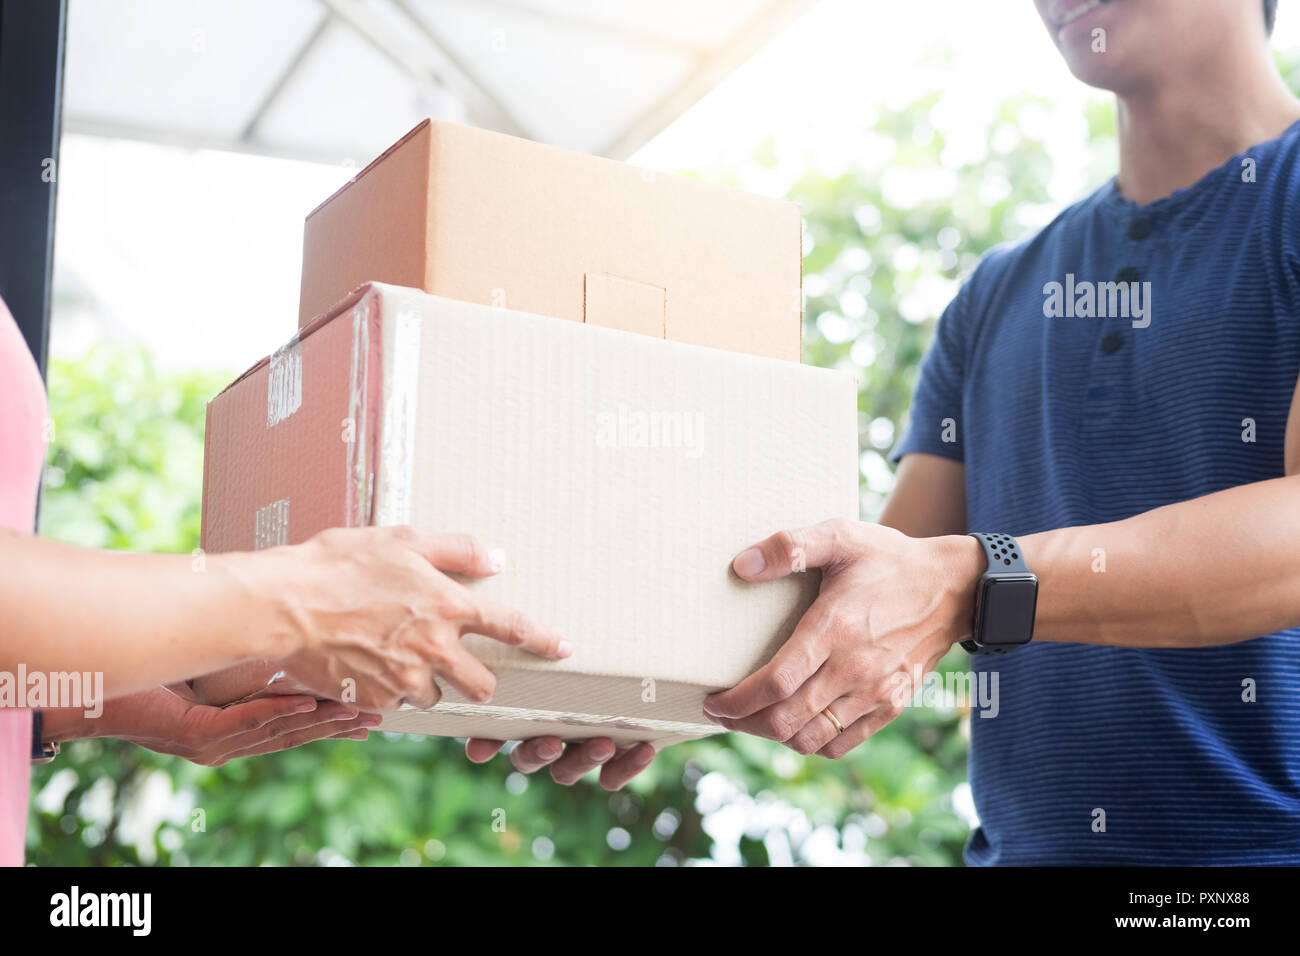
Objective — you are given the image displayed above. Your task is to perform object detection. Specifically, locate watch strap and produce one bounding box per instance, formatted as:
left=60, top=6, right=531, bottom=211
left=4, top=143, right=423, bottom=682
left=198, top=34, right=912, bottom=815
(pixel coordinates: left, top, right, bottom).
left=969, top=532, right=1029, bottom=574
left=30, top=710, right=59, bottom=764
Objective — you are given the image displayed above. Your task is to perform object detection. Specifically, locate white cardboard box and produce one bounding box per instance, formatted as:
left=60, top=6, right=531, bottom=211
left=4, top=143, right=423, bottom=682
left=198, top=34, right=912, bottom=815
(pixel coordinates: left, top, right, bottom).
left=200, top=284, right=859, bottom=746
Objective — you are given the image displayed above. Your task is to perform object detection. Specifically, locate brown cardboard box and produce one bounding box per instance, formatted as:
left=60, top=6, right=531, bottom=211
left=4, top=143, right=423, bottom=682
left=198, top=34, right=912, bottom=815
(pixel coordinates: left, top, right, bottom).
left=198, top=284, right=858, bottom=745
left=298, top=120, right=803, bottom=362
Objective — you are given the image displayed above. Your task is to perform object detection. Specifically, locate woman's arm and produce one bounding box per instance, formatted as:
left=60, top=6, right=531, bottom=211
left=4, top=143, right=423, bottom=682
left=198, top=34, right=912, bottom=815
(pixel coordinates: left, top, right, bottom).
left=1, top=530, right=287, bottom=698
left=2, top=526, right=570, bottom=708
left=39, top=686, right=376, bottom=765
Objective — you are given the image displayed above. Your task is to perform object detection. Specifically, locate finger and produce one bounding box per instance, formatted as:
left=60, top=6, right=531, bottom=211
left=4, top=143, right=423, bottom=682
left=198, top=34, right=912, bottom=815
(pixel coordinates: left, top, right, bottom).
left=817, top=705, right=901, bottom=760
left=396, top=668, right=442, bottom=711
left=463, top=596, right=572, bottom=661
left=165, top=680, right=201, bottom=704
left=714, top=661, right=846, bottom=745
left=215, top=713, right=382, bottom=762
left=509, top=737, right=565, bottom=773
left=732, top=518, right=850, bottom=582
left=430, top=640, right=498, bottom=703
left=209, top=695, right=322, bottom=738
left=549, top=738, right=616, bottom=785
left=210, top=700, right=361, bottom=754
left=465, top=738, right=507, bottom=763
left=328, top=727, right=371, bottom=741
left=598, top=743, right=656, bottom=791
left=784, top=694, right=871, bottom=756
left=703, top=596, right=835, bottom=720
left=395, top=528, right=506, bottom=577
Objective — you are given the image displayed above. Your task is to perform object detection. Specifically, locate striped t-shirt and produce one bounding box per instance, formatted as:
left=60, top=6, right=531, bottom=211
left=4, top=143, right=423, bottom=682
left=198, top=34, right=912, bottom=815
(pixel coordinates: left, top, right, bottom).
left=892, top=117, right=1300, bottom=864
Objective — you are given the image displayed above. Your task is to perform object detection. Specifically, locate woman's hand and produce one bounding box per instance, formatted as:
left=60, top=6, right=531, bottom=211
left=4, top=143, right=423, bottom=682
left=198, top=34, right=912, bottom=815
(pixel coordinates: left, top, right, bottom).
left=464, top=737, right=657, bottom=790
left=702, top=519, right=982, bottom=758
left=252, top=527, right=572, bottom=713
left=40, top=685, right=377, bottom=766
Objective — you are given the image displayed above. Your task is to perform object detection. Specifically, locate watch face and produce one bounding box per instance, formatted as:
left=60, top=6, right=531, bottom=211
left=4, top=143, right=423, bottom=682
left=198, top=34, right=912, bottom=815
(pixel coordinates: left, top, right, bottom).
left=977, top=576, right=1038, bottom=646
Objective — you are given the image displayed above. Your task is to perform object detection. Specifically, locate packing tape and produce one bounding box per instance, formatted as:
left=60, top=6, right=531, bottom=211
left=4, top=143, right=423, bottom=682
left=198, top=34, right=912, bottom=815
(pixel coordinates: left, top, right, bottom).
left=267, top=332, right=302, bottom=426
left=254, top=498, right=290, bottom=550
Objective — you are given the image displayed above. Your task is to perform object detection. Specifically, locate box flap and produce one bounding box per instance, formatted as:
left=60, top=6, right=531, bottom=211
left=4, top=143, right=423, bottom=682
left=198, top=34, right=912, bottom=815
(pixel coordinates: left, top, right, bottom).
left=583, top=272, right=666, bottom=339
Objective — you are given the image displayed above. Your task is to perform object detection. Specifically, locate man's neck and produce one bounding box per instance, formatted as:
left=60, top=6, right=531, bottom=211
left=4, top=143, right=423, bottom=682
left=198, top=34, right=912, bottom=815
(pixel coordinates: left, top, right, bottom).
left=1115, top=44, right=1300, bottom=205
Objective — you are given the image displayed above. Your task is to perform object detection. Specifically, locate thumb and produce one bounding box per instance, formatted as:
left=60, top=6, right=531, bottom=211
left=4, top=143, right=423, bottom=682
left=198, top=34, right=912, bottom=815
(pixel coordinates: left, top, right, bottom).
left=732, top=519, right=848, bottom=582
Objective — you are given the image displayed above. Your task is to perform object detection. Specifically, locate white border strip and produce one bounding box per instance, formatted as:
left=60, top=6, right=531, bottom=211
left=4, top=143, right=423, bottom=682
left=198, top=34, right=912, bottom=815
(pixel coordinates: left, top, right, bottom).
left=347, top=297, right=372, bottom=526
left=376, top=309, right=422, bottom=526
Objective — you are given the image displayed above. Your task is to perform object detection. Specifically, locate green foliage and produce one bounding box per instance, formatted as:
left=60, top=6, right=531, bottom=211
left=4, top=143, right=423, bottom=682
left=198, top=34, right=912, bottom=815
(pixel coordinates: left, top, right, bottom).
left=31, top=84, right=1078, bottom=867
left=39, top=348, right=226, bottom=553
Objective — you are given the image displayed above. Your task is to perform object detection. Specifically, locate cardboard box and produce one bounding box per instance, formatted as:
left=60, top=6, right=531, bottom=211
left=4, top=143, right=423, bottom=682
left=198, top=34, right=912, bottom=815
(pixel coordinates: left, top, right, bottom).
left=298, top=120, right=804, bottom=362
left=199, top=284, right=858, bottom=746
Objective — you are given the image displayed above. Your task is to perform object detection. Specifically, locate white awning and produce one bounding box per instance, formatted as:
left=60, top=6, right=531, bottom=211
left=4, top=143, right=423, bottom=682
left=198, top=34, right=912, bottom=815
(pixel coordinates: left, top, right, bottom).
left=62, top=0, right=813, bottom=163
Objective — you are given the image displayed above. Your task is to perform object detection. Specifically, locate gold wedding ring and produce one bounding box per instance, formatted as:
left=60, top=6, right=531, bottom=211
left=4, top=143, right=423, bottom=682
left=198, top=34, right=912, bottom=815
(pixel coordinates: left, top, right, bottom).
left=821, top=707, right=845, bottom=735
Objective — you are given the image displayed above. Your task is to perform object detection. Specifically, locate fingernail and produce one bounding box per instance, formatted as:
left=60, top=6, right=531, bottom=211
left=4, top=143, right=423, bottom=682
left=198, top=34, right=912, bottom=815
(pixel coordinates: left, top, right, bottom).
left=359, top=714, right=382, bottom=727
left=345, top=730, right=369, bottom=740
left=537, top=742, right=562, bottom=761
left=294, top=700, right=318, bottom=713
left=487, top=548, right=506, bottom=573
left=702, top=700, right=724, bottom=718
left=734, top=548, right=766, bottom=577
left=591, top=743, right=615, bottom=763
left=634, top=747, right=655, bottom=766
left=556, top=640, right=574, bottom=659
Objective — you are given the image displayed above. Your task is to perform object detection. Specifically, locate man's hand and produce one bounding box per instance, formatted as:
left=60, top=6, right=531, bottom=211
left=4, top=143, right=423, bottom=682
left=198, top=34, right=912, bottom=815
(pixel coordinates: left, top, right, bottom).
left=702, top=518, right=983, bottom=759
left=463, top=737, right=656, bottom=790
left=42, top=685, right=378, bottom=766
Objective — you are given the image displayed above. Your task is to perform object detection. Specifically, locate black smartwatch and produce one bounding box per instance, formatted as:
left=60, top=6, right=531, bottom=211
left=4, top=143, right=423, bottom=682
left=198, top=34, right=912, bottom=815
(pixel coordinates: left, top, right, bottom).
left=962, top=533, right=1038, bottom=655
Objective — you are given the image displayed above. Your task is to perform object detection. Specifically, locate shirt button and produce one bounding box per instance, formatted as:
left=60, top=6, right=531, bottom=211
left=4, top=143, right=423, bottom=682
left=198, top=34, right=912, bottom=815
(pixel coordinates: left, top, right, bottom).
left=1115, top=266, right=1141, bottom=284
left=1100, top=332, right=1124, bottom=355
left=1128, top=217, right=1153, bottom=240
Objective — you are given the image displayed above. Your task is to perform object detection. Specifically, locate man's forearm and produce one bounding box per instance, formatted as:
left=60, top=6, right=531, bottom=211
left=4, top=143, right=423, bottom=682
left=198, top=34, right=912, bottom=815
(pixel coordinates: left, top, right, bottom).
left=1021, top=474, right=1300, bottom=648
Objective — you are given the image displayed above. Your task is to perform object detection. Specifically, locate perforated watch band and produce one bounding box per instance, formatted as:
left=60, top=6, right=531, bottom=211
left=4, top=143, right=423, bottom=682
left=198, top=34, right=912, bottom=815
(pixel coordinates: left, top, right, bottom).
left=970, top=532, right=1030, bottom=574
left=962, top=532, right=1031, bottom=655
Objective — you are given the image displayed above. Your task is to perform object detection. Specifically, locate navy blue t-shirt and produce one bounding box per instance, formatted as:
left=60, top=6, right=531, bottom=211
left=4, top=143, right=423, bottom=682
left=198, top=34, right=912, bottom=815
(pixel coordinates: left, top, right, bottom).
left=892, top=117, right=1300, bottom=864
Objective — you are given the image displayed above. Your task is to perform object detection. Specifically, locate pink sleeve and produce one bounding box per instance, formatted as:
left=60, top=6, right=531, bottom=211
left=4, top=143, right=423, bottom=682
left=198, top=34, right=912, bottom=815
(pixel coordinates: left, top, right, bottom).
left=0, top=295, right=50, bottom=866
left=0, top=712, right=32, bottom=867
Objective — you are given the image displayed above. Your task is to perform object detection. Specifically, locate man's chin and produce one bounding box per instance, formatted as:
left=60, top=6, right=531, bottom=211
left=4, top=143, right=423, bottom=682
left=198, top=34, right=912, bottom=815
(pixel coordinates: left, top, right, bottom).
left=1059, top=46, right=1142, bottom=93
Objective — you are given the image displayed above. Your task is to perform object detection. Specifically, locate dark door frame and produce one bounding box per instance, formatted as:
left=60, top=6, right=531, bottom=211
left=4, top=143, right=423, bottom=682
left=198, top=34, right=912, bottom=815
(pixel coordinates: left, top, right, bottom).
left=0, top=0, right=68, bottom=384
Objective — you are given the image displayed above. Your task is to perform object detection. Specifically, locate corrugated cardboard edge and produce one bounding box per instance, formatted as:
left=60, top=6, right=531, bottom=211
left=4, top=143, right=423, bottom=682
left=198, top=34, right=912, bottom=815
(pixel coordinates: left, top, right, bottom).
left=304, top=120, right=432, bottom=223
left=306, top=117, right=804, bottom=251
left=210, top=284, right=379, bottom=402
left=201, top=283, right=383, bottom=553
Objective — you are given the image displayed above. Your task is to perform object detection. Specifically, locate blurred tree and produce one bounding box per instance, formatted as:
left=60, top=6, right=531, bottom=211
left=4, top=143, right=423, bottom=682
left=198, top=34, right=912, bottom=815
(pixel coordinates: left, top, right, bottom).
left=30, top=80, right=1133, bottom=866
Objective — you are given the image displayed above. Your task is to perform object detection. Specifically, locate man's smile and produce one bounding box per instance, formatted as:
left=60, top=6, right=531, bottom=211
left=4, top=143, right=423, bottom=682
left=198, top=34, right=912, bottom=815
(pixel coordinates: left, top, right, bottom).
left=1048, top=0, right=1112, bottom=39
